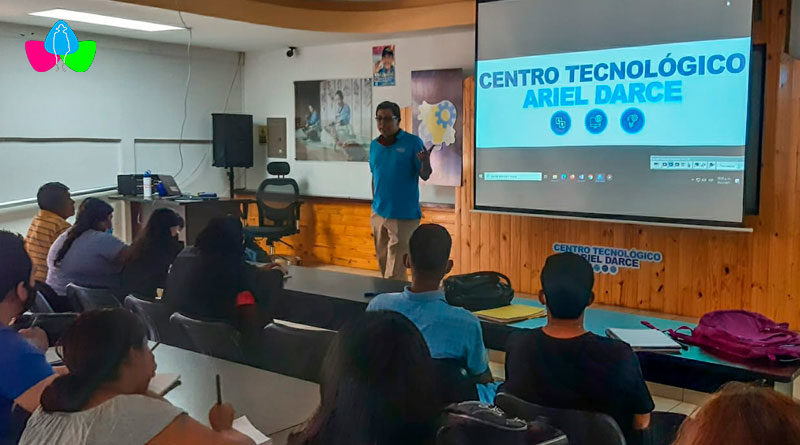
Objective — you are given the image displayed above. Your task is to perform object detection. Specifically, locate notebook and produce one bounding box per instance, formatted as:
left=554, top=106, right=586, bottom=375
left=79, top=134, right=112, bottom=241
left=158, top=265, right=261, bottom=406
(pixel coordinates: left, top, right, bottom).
left=148, top=373, right=181, bottom=396
left=606, top=328, right=683, bottom=352
left=473, top=305, right=546, bottom=323
left=233, top=416, right=271, bottom=444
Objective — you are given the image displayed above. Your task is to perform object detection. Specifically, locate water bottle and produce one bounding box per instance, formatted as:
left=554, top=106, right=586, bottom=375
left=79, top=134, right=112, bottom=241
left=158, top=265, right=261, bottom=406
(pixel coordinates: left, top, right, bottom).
left=143, top=170, right=152, bottom=198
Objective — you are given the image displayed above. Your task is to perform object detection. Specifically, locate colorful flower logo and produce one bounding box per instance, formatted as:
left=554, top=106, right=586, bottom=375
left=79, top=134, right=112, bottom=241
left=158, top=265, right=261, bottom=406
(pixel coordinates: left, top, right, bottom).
left=25, top=20, right=96, bottom=72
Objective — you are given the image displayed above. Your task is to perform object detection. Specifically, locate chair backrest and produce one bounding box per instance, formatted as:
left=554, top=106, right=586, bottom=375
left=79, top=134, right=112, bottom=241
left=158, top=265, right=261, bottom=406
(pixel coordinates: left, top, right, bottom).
left=11, top=312, right=79, bottom=347
left=255, top=177, right=300, bottom=229
left=267, top=161, right=290, bottom=177
left=124, top=295, right=189, bottom=347
left=35, top=281, right=75, bottom=312
left=495, top=393, right=626, bottom=445
left=33, top=291, right=54, bottom=313
left=260, top=322, right=335, bottom=382
left=433, top=358, right=479, bottom=404
left=169, top=312, right=244, bottom=362
left=66, top=284, right=122, bottom=312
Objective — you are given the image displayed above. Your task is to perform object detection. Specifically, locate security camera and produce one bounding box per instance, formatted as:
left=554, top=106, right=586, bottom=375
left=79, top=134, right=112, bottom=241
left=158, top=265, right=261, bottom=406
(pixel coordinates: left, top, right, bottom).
left=286, top=46, right=297, bottom=58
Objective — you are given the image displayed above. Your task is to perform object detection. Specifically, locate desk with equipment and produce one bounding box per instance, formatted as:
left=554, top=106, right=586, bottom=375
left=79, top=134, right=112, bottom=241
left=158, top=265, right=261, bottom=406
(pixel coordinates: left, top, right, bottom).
left=277, top=266, right=800, bottom=395
left=111, top=174, right=247, bottom=245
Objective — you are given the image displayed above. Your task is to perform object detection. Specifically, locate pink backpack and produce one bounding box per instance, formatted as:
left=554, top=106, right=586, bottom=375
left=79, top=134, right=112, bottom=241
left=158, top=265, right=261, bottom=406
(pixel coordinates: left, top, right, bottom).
left=663, top=310, right=800, bottom=362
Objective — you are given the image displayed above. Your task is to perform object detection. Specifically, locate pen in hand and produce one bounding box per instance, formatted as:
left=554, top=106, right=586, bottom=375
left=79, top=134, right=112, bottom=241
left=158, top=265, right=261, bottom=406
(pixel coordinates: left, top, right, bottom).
left=216, top=374, right=222, bottom=405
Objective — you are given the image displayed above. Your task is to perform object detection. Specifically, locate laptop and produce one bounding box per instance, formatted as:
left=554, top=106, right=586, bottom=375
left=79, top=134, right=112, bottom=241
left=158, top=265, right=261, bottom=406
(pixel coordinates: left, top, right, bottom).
left=158, top=175, right=183, bottom=197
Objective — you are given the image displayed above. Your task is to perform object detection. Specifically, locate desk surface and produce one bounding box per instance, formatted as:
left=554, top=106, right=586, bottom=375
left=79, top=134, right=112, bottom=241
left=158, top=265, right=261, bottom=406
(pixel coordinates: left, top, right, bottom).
left=278, top=266, right=800, bottom=386
left=509, top=299, right=800, bottom=383
left=153, top=343, right=319, bottom=436
left=284, top=266, right=408, bottom=302
left=109, top=195, right=249, bottom=204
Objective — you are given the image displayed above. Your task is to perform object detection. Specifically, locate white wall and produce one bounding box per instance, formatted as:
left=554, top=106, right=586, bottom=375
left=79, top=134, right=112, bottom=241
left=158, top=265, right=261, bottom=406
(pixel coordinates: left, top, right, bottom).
left=243, top=29, right=475, bottom=204
left=0, top=22, right=244, bottom=238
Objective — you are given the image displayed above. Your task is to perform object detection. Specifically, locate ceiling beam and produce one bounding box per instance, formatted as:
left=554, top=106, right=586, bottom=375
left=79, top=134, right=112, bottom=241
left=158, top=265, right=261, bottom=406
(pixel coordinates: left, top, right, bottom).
left=112, top=0, right=476, bottom=33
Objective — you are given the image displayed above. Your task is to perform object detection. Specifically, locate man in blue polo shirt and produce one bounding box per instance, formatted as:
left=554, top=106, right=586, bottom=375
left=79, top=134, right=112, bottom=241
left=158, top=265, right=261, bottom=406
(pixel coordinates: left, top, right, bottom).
left=367, top=224, right=496, bottom=402
left=369, top=101, right=432, bottom=280
left=0, top=231, right=55, bottom=443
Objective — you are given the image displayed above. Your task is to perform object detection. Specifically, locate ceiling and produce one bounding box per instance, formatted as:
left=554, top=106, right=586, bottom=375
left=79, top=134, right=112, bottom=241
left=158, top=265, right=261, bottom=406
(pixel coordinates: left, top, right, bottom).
left=113, top=0, right=475, bottom=33
left=252, top=0, right=469, bottom=11
left=0, top=0, right=472, bottom=52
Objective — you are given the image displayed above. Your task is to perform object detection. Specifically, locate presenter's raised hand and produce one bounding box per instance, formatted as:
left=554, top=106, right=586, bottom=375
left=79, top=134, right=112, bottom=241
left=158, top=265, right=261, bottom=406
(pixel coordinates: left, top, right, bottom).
left=418, top=146, right=433, bottom=181
left=417, top=146, right=433, bottom=164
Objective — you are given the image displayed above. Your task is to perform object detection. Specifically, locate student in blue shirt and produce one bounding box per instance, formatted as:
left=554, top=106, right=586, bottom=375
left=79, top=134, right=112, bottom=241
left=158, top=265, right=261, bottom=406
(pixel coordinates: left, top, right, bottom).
left=0, top=231, right=56, bottom=443
left=369, top=101, right=432, bottom=280
left=366, top=224, right=496, bottom=402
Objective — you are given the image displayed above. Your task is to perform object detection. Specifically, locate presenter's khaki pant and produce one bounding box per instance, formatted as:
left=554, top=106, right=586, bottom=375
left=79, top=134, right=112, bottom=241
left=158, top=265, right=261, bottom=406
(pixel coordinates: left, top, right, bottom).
left=370, top=212, right=420, bottom=281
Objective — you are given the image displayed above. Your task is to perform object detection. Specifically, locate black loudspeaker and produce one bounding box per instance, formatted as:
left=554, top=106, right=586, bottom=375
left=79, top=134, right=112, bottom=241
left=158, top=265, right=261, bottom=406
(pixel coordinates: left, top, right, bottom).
left=212, top=113, right=254, bottom=168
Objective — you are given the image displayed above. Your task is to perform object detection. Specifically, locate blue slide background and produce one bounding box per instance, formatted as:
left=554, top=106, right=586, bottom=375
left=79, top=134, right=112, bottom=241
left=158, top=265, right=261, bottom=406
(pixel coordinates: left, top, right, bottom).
left=476, top=38, right=751, bottom=148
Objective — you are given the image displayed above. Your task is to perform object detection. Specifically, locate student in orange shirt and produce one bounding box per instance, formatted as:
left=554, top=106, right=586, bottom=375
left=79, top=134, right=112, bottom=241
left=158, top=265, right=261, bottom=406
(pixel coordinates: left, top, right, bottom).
left=24, top=183, right=75, bottom=284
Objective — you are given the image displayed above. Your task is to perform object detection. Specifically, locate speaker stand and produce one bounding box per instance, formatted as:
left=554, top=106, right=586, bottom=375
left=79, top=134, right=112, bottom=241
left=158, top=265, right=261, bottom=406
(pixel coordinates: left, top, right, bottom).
left=227, top=167, right=235, bottom=199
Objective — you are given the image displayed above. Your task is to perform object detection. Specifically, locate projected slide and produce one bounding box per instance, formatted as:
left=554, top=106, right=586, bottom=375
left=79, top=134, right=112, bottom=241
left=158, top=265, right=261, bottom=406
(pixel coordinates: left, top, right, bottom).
left=477, top=38, right=750, bottom=148
left=474, top=0, right=754, bottom=225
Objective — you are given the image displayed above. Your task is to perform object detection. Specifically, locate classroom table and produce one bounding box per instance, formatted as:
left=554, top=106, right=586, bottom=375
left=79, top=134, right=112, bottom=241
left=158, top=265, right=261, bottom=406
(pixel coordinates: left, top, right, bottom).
left=277, top=266, right=800, bottom=395
left=152, top=342, right=319, bottom=438
left=110, top=195, right=247, bottom=245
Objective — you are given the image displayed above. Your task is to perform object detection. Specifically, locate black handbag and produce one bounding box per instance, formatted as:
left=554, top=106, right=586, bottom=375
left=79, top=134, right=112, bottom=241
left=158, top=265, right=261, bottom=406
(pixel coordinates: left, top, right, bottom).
left=436, top=401, right=568, bottom=445
left=443, top=271, right=514, bottom=311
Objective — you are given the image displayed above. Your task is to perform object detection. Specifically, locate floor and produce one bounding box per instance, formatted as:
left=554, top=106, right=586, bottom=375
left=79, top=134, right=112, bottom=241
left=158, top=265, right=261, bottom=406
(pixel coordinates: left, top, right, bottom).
left=310, top=264, right=706, bottom=415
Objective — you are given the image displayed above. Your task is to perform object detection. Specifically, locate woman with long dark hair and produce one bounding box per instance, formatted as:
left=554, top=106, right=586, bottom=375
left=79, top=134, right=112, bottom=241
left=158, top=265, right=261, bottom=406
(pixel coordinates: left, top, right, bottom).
left=288, top=311, right=444, bottom=445
left=19, top=308, right=254, bottom=444
left=46, top=198, right=127, bottom=295
left=163, top=216, right=285, bottom=342
left=121, top=208, right=184, bottom=299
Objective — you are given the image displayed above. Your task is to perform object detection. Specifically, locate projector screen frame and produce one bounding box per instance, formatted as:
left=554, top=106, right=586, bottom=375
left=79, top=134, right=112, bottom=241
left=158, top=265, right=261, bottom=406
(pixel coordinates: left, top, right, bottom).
left=472, top=0, right=764, bottom=229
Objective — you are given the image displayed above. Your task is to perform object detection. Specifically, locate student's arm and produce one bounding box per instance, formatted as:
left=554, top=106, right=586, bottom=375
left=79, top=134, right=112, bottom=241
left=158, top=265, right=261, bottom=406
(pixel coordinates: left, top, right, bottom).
left=466, top=318, right=492, bottom=381
left=14, top=374, right=58, bottom=413
left=147, top=413, right=254, bottom=445
left=633, top=413, right=651, bottom=430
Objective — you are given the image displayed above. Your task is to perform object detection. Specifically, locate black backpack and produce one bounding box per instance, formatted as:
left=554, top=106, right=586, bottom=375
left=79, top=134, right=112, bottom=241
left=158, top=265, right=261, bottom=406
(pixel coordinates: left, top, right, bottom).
left=444, top=272, right=514, bottom=311
left=436, top=401, right=567, bottom=445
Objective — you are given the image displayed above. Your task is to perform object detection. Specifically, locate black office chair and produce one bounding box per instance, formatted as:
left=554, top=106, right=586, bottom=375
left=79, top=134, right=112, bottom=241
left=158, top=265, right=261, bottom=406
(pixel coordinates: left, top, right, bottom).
left=35, top=281, right=75, bottom=312
left=244, top=162, right=301, bottom=263
left=259, top=322, right=336, bottom=382
left=11, top=312, right=79, bottom=347
left=124, top=295, right=190, bottom=348
left=32, top=291, right=54, bottom=313
left=495, top=392, right=626, bottom=445
left=169, top=312, right=245, bottom=363
left=66, top=284, right=122, bottom=312
left=433, top=358, right=480, bottom=404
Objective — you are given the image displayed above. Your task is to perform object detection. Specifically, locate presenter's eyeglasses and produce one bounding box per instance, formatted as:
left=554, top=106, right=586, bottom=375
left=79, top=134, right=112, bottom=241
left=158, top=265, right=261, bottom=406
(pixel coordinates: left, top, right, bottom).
left=375, top=117, right=398, bottom=123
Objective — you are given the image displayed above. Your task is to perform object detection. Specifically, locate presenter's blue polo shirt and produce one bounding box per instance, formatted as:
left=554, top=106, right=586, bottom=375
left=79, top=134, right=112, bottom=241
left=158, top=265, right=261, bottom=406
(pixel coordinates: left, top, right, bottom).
left=369, top=130, right=424, bottom=220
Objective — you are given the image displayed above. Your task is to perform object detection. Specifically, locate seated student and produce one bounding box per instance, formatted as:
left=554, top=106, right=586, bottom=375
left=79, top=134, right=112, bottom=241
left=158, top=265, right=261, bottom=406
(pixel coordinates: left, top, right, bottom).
left=0, top=231, right=58, bottom=445
left=25, top=182, right=75, bottom=284
left=46, top=198, right=127, bottom=296
left=20, top=308, right=253, bottom=445
left=672, top=382, right=800, bottom=445
left=289, top=311, right=443, bottom=445
left=366, top=224, right=494, bottom=401
left=163, top=216, right=285, bottom=339
left=121, top=208, right=184, bottom=299
left=502, top=252, right=682, bottom=445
